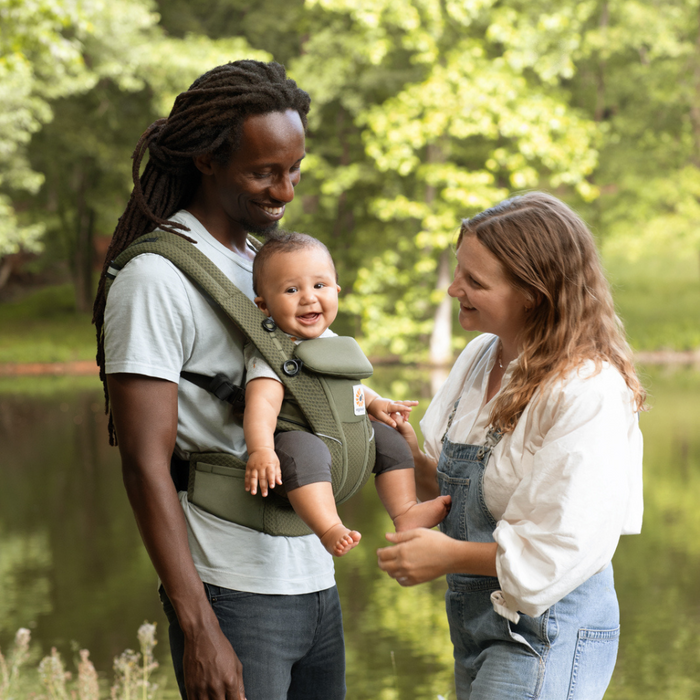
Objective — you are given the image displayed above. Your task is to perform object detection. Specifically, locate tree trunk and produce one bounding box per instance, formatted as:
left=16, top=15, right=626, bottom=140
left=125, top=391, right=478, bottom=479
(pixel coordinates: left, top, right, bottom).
left=426, top=141, right=452, bottom=367
left=74, top=207, right=95, bottom=313
left=429, top=246, right=453, bottom=366
left=73, top=164, right=96, bottom=313
left=0, top=257, right=13, bottom=290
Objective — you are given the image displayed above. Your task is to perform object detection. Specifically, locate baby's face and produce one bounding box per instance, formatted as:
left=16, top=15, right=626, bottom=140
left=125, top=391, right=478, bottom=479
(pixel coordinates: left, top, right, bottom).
left=254, top=247, right=340, bottom=339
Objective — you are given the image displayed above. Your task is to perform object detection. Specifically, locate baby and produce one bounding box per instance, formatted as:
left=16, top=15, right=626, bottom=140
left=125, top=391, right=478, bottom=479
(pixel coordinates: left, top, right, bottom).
left=244, top=232, right=450, bottom=556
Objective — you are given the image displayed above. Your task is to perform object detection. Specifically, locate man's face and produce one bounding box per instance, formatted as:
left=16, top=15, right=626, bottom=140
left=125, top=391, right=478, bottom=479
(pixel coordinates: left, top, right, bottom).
left=204, top=109, right=306, bottom=238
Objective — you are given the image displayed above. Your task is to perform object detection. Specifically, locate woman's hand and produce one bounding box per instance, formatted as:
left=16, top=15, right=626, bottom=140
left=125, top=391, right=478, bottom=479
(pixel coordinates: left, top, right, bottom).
left=377, top=529, right=453, bottom=585
left=377, top=530, right=499, bottom=585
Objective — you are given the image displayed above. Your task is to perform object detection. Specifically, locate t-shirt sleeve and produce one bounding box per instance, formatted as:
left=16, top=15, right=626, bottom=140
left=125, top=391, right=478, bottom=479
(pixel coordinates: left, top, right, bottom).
left=243, top=342, right=281, bottom=384
left=493, top=371, right=636, bottom=618
left=104, top=254, right=196, bottom=383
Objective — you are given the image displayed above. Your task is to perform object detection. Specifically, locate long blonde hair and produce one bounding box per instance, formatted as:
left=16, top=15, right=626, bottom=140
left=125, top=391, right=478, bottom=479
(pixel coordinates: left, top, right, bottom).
left=458, top=192, right=646, bottom=433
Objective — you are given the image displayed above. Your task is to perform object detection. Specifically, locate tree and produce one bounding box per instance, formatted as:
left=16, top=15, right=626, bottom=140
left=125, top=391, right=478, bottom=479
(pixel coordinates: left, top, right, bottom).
left=3, top=0, right=267, bottom=308
left=289, top=0, right=600, bottom=362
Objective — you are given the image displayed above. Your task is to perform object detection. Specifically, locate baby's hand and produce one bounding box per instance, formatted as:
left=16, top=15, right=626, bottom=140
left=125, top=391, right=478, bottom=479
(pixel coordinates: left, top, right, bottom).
left=393, top=413, right=420, bottom=454
left=367, top=397, right=419, bottom=428
left=245, top=448, right=282, bottom=497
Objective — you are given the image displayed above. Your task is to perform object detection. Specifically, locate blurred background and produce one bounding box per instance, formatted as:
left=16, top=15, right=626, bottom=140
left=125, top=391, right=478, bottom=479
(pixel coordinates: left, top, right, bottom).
left=1, top=0, right=699, bottom=698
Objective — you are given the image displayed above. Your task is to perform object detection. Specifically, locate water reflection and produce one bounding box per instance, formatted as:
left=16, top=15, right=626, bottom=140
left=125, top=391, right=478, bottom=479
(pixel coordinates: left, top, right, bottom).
left=1, top=366, right=699, bottom=699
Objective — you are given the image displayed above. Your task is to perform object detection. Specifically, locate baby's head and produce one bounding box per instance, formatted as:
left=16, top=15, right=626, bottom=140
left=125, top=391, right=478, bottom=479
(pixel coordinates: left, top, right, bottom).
left=252, top=232, right=340, bottom=339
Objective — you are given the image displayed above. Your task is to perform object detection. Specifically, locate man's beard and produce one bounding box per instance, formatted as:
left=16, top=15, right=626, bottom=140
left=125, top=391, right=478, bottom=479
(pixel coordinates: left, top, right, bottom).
left=244, top=219, right=280, bottom=237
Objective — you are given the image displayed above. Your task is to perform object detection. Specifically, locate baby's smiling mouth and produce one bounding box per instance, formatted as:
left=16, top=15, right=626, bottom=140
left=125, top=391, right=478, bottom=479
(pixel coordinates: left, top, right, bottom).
left=298, top=313, right=321, bottom=323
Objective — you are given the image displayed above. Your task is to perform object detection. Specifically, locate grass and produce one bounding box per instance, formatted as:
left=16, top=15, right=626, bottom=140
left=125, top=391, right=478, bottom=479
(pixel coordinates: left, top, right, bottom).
left=0, top=253, right=698, bottom=365
left=605, top=253, right=700, bottom=352
left=0, top=622, right=177, bottom=700
left=0, top=285, right=95, bottom=364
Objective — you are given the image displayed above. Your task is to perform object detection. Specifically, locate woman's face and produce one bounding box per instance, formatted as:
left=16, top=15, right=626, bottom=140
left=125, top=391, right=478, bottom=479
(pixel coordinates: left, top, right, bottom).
left=448, top=234, right=531, bottom=347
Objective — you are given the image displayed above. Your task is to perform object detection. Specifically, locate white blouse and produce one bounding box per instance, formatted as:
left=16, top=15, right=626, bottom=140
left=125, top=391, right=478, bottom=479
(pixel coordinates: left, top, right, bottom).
left=421, top=333, right=643, bottom=620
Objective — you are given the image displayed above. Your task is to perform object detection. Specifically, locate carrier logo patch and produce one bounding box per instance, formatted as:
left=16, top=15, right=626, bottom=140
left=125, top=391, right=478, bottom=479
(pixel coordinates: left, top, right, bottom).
left=353, top=385, right=366, bottom=416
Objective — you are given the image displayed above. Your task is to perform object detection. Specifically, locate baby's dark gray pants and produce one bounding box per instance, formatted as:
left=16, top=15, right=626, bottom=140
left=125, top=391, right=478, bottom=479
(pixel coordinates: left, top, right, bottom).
left=275, top=422, right=413, bottom=494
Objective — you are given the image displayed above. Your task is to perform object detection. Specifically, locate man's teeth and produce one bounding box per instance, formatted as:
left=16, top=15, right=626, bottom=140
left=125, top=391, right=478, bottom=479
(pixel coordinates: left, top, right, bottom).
left=259, top=205, right=284, bottom=215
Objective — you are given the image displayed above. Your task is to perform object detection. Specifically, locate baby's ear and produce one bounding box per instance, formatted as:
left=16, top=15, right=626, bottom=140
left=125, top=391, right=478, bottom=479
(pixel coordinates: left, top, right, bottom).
left=254, top=297, right=270, bottom=316
left=336, top=284, right=341, bottom=293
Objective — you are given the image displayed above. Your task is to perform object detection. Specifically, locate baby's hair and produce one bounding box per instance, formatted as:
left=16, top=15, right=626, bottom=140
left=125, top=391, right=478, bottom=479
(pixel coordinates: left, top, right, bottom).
left=458, top=191, right=646, bottom=433
left=252, top=231, right=336, bottom=296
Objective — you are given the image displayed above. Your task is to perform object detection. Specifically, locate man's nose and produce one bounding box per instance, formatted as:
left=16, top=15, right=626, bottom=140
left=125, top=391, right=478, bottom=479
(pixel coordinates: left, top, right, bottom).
left=270, top=172, right=297, bottom=203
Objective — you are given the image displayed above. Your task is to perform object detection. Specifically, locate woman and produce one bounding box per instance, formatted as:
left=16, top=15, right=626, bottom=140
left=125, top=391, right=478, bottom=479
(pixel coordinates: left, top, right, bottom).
left=378, top=192, right=644, bottom=699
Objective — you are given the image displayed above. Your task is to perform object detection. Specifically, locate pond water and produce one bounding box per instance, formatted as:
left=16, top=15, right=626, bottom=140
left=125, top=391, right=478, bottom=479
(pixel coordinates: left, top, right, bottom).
left=1, top=365, right=699, bottom=700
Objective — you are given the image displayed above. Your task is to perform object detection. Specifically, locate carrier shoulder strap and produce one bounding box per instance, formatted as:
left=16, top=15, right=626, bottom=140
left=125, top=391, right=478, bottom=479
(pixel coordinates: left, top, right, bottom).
left=105, top=230, right=368, bottom=505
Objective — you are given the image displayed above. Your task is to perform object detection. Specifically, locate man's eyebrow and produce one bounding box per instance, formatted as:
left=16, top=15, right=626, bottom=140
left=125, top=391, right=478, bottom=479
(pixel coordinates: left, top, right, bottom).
left=254, top=153, right=306, bottom=168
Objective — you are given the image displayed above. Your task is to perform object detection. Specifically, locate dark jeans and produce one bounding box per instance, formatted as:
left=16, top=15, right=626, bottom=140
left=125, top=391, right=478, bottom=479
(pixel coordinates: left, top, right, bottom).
left=159, top=583, right=346, bottom=700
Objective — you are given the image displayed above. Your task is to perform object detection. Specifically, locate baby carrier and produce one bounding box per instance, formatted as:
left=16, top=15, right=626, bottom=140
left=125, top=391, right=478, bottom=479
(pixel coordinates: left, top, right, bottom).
left=104, top=230, right=377, bottom=537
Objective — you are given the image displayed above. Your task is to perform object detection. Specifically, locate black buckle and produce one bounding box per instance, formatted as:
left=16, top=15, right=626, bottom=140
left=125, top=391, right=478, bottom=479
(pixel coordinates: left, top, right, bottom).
left=262, top=318, right=277, bottom=332
left=209, top=374, right=246, bottom=407
left=281, top=359, right=303, bottom=377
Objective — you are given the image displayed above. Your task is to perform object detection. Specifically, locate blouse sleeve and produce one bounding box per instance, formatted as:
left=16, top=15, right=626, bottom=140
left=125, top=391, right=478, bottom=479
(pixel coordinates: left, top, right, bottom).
left=493, top=368, right=640, bottom=618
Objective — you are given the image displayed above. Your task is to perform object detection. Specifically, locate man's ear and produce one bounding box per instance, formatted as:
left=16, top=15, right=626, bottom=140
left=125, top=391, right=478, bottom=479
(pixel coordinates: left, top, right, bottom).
left=193, top=153, right=215, bottom=176
left=254, top=297, right=270, bottom=316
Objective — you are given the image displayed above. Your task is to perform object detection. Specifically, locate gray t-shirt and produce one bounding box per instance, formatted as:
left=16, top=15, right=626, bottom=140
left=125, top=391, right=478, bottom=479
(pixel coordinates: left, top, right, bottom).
left=104, top=210, right=334, bottom=594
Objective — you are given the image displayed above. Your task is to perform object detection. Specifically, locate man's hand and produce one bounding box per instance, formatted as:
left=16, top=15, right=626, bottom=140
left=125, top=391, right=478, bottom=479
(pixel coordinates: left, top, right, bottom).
left=183, top=620, right=246, bottom=700
left=245, top=448, right=282, bottom=496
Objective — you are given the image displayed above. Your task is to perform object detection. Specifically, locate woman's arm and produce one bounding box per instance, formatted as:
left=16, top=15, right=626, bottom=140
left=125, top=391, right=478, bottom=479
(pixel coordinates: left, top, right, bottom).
left=377, top=529, right=497, bottom=584
left=108, top=373, right=246, bottom=700
left=243, top=378, right=285, bottom=496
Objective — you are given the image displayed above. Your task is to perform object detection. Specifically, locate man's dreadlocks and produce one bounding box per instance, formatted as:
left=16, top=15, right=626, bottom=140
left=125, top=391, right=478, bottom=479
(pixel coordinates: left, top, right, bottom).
left=93, top=60, right=310, bottom=444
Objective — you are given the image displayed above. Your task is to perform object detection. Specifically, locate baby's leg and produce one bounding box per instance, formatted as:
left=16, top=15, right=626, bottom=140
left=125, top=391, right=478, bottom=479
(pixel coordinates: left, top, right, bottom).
left=373, top=423, right=451, bottom=532
left=275, top=432, right=361, bottom=556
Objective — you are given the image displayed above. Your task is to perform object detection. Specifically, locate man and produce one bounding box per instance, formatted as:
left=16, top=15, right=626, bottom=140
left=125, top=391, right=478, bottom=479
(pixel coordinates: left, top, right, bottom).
left=93, top=61, right=345, bottom=700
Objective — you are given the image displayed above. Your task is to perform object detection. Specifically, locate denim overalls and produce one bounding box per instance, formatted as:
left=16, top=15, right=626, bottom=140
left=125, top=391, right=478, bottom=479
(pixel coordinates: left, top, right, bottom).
left=438, top=426, right=621, bottom=700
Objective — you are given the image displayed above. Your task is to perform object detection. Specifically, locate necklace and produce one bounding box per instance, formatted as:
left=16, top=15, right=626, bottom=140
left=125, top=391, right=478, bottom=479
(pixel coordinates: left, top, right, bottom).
left=497, top=344, right=503, bottom=369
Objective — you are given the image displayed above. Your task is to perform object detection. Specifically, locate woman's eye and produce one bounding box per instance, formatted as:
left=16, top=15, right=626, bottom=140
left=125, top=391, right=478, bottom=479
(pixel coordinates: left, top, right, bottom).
left=469, top=276, right=482, bottom=288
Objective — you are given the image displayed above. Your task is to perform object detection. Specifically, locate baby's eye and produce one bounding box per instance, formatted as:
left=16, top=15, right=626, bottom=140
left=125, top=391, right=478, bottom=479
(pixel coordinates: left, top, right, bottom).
left=285, top=286, right=298, bottom=294
left=314, top=283, right=326, bottom=289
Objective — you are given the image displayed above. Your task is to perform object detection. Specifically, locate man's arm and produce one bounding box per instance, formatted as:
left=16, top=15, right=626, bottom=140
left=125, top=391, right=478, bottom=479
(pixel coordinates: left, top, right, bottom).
left=107, top=373, right=246, bottom=700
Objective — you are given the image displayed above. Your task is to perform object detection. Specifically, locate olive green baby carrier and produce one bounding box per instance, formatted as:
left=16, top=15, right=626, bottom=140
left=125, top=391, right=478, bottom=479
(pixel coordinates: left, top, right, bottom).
left=105, top=230, right=376, bottom=537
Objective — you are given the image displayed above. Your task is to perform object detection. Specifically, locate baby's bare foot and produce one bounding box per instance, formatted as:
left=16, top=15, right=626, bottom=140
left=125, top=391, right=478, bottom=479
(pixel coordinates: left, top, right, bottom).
left=320, top=523, right=362, bottom=556
left=393, top=495, right=451, bottom=532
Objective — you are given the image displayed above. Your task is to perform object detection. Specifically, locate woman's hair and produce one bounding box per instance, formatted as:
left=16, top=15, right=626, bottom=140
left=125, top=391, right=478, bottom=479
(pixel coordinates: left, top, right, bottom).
left=252, top=231, right=336, bottom=296
left=457, top=191, right=646, bottom=433
left=93, top=60, right=310, bottom=444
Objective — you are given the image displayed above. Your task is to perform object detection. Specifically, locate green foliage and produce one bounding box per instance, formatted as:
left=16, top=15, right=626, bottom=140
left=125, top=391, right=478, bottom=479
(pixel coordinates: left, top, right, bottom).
left=287, top=0, right=601, bottom=360
left=2, top=0, right=700, bottom=358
